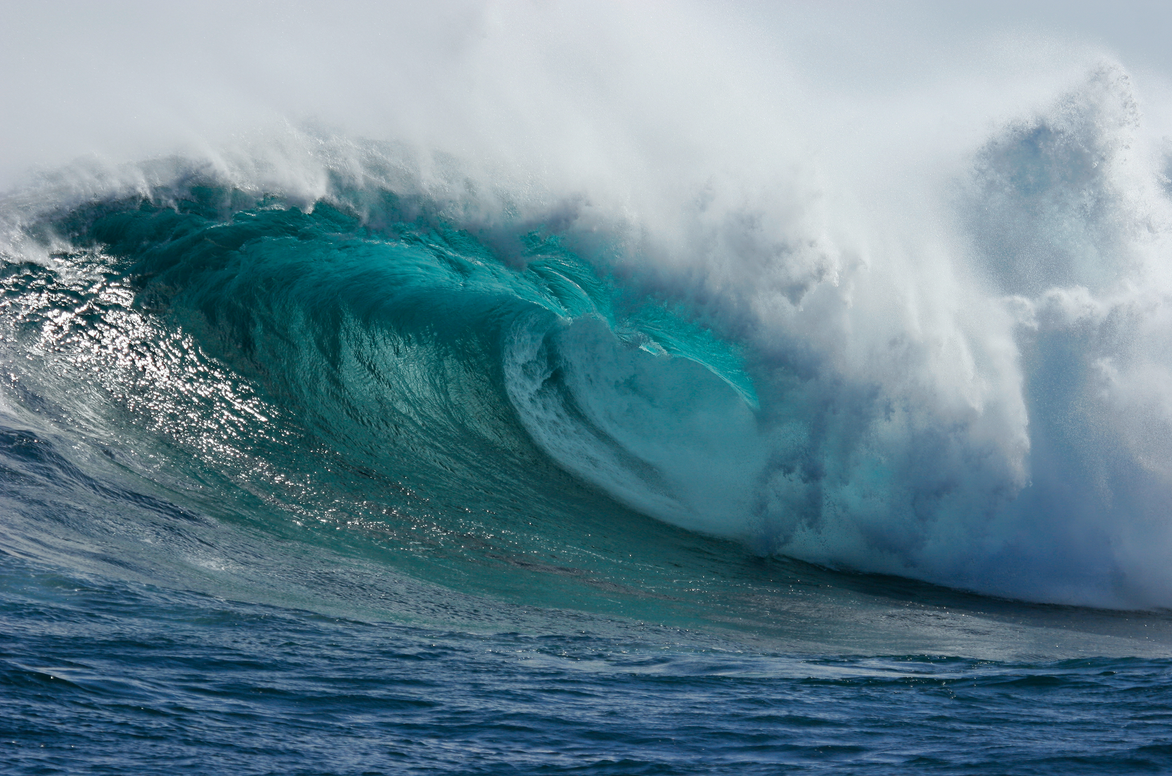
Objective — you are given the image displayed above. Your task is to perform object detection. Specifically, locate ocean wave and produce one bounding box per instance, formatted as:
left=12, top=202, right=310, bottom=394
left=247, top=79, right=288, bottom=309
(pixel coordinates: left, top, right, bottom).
left=2, top=35, right=1172, bottom=611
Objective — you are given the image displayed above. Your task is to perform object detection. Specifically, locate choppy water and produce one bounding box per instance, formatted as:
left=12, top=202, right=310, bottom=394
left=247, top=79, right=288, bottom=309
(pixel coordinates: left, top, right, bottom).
left=3, top=560, right=1172, bottom=775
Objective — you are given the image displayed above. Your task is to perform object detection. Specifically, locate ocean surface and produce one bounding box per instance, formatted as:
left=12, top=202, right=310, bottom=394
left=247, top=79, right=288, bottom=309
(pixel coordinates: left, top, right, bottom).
left=3, top=3, right=1172, bottom=774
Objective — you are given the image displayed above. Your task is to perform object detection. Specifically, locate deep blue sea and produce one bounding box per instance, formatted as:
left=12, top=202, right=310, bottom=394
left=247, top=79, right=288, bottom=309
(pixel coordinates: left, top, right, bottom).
left=4, top=6, right=1172, bottom=772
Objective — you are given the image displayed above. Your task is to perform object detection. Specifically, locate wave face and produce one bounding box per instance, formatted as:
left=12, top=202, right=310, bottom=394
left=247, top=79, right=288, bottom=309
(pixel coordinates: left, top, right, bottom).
left=1, top=60, right=1171, bottom=615
left=4, top=5, right=1172, bottom=621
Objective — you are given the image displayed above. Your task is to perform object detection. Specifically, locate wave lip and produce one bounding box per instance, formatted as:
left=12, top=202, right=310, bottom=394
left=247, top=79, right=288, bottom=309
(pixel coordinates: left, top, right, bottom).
left=504, top=312, right=766, bottom=539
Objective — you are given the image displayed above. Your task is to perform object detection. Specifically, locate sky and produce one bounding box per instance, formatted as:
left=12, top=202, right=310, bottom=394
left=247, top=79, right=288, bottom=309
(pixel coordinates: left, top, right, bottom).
left=2, top=1, right=1172, bottom=190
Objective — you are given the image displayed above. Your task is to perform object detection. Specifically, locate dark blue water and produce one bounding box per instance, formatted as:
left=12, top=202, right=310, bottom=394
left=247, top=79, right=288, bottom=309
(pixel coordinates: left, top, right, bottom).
left=3, top=96, right=1172, bottom=772
left=4, top=554, right=1172, bottom=776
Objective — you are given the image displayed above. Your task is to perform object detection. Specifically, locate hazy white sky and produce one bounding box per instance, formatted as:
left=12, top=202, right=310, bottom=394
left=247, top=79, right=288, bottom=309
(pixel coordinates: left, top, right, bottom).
left=1, top=1, right=1170, bottom=189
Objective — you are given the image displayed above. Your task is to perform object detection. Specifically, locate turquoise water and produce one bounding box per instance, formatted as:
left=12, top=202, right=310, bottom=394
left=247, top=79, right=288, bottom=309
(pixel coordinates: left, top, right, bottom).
left=3, top=99, right=1172, bottom=772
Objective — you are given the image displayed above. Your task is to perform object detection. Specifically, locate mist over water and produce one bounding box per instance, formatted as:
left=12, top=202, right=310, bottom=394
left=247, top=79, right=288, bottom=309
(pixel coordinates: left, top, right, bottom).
left=4, top=1, right=1172, bottom=611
